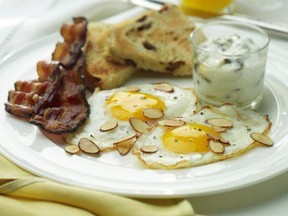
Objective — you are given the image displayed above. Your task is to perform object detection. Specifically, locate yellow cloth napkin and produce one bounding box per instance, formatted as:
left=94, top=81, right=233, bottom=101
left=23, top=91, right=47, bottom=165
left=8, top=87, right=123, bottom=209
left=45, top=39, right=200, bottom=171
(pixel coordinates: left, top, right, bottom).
left=0, top=154, right=195, bottom=216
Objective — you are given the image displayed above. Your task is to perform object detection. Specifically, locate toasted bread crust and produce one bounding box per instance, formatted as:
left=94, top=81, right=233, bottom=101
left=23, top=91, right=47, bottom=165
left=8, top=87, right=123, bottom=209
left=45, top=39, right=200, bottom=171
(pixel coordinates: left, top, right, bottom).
left=85, top=22, right=136, bottom=90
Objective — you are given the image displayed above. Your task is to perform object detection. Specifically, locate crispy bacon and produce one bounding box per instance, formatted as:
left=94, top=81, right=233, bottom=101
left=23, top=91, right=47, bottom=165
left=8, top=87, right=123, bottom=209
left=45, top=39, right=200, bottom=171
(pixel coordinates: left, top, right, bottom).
left=52, top=17, right=87, bottom=69
left=61, top=17, right=87, bottom=43
left=30, top=63, right=89, bottom=133
left=15, top=81, right=50, bottom=94
left=5, top=17, right=89, bottom=134
left=5, top=91, right=36, bottom=118
left=5, top=104, right=34, bottom=118
left=37, top=61, right=60, bottom=82
left=5, top=62, right=60, bottom=118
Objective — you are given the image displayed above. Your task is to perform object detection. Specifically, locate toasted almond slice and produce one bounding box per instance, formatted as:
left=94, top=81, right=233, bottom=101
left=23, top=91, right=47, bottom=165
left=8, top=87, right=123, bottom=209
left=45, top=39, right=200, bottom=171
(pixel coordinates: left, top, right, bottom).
left=113, top=134, right=137, bottom=145
left=206, top=118, right=233, bottom=128
left=219, top=137, right=230, bottom=145
left=143, top=108, right=164, bottom=119
left=114, top=137, right=136, bottom=156
left=207, top=133, right=230, bottom=145
left=209, top=140, right=225, bottom=154
left=78, top=138, right=100, bottom=154
left=126, top=86, right=140, bottom=92
left=100, top=119, right=118, bottom=132
left=157, top=119, right=186, bottom=127
left=206, top=132, right=219, bottom=141
left=65, top=145, right=80, bottom=154
left=250, top=132, right=273, bottom=146
left=116, top=145, right=132, bottom=156
left=153, top=83, right=174, bottom=93
left=212, top=125, right=227, bottom=133
left=129, top=117, right=149, bottom=133
left=140, top=145, right=159, bottom=153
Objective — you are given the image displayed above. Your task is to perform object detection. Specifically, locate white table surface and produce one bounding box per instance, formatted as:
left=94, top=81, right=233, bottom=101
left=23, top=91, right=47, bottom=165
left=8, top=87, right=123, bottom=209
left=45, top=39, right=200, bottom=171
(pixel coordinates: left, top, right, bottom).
left=1, top=0, right=287, bottom=215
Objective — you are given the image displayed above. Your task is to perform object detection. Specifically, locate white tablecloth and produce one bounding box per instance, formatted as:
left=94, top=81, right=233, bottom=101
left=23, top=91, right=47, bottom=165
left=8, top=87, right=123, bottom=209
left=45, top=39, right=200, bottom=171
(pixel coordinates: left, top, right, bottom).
left=1, top=0, right=288, bottom=215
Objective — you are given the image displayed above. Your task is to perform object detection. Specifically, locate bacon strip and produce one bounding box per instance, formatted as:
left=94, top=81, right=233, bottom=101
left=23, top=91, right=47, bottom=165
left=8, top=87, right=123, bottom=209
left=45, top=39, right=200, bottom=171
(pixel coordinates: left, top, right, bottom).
left=5, top=17, right=89, bottom=134
left=5, top=62, right=59, bottom=118
left=30, top=72, right=89, bottom=133
left=5, top=91, right=36, bottom=118
left=37, top=61, right=60, bottom=82
left=52, top=17, right=87, bottom=69
left=15, top=81, right=50, bottom=94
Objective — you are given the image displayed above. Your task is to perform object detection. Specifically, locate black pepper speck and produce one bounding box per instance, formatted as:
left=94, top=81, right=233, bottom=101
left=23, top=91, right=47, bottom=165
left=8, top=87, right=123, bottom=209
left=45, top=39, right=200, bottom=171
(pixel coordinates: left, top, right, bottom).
left=194, top=63, right=199, bottom=71
left=224, top=58, right=232, bottom=64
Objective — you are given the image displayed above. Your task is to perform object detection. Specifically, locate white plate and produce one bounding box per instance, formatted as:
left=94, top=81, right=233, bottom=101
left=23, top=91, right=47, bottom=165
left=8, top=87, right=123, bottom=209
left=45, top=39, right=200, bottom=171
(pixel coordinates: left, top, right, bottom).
left=1, top=8, right=288, bottom=198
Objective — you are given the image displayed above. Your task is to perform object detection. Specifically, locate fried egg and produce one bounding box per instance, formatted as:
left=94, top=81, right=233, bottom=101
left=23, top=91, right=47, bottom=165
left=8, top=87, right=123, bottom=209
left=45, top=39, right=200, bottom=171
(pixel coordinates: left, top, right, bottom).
left=66, top=83, right=197, bottom=151
left=133, top=104, right=271, bottom=169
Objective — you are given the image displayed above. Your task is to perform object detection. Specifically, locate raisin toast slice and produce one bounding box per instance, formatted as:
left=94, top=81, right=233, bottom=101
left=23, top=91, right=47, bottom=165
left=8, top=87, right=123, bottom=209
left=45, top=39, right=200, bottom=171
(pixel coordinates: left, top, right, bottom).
left=105, top=5, right=195, bottom=76
left=85, top=22, right=137, bottom=90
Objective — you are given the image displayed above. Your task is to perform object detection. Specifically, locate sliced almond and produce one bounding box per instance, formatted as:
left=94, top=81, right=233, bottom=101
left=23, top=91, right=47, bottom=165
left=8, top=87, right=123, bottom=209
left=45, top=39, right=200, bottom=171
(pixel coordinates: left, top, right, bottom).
left=207, top=133, right=230, bottom=145
left=116, top=145, right=132, bottom=156
left=143, top=108, right=164, bottom=119
left=206, top=132, right=219, bottom=141
left=219, top=137, right=230, bottom=145
left=65, top=145, right=80, bottom=154
left=113, top=134, right=137, bottom=145
left=209, top=140, right=225, bottom=154
left=250, top=132, right=273, bottom=146
left=206, top=118, right=233, bottom=128
left=78, top=138, right=100, bottom=154
left=212, top=125, right=227, bottom=133
left=153, top=83, right=174, bottom=93
left=100, top=119, right=118, bottom=132
left=140, top=145, right=159, bottom=153
left=114, top=137, right=136, bottom=156
left=129, top=117, right=149, bottom=133
left=126, top=86, right=140, bottom=92
left=157, top=119, right=186, bottom=127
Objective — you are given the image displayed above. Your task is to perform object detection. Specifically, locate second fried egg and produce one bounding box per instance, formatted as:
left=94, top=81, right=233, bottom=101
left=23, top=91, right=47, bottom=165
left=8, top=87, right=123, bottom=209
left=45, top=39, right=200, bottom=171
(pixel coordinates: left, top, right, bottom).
left=133, top=104, right=271, bottom=169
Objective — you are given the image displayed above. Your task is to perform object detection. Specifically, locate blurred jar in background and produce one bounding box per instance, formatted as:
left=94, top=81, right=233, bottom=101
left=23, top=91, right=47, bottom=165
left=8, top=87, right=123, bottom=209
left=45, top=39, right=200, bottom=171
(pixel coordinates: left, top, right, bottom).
left=179, top=0, right=234, bottom=16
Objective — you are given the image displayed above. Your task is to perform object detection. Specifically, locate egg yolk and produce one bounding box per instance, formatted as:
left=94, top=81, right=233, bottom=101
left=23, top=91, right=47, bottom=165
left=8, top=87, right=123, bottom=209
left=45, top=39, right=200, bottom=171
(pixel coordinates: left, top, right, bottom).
left=162, top=123, right=219, bottom=154
left=106, top=91, right=166, bottom=121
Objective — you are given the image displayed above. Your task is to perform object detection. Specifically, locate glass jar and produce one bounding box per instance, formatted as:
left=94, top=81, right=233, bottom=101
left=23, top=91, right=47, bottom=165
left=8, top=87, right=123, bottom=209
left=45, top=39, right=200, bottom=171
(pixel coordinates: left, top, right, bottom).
left=190, top=21, right=269, bottom=109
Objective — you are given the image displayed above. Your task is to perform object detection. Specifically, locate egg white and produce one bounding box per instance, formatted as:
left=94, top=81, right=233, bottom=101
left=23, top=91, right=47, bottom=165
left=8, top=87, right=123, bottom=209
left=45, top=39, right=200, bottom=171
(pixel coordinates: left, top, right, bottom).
left=133, top=104, right=271, bottom=169
left=66, top=83, right=198, bottom=151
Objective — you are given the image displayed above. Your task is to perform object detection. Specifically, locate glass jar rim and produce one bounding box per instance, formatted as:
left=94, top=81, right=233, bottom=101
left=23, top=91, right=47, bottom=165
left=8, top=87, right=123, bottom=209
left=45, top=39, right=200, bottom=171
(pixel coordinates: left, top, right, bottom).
left=190, top=20, right=270, bottom=58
